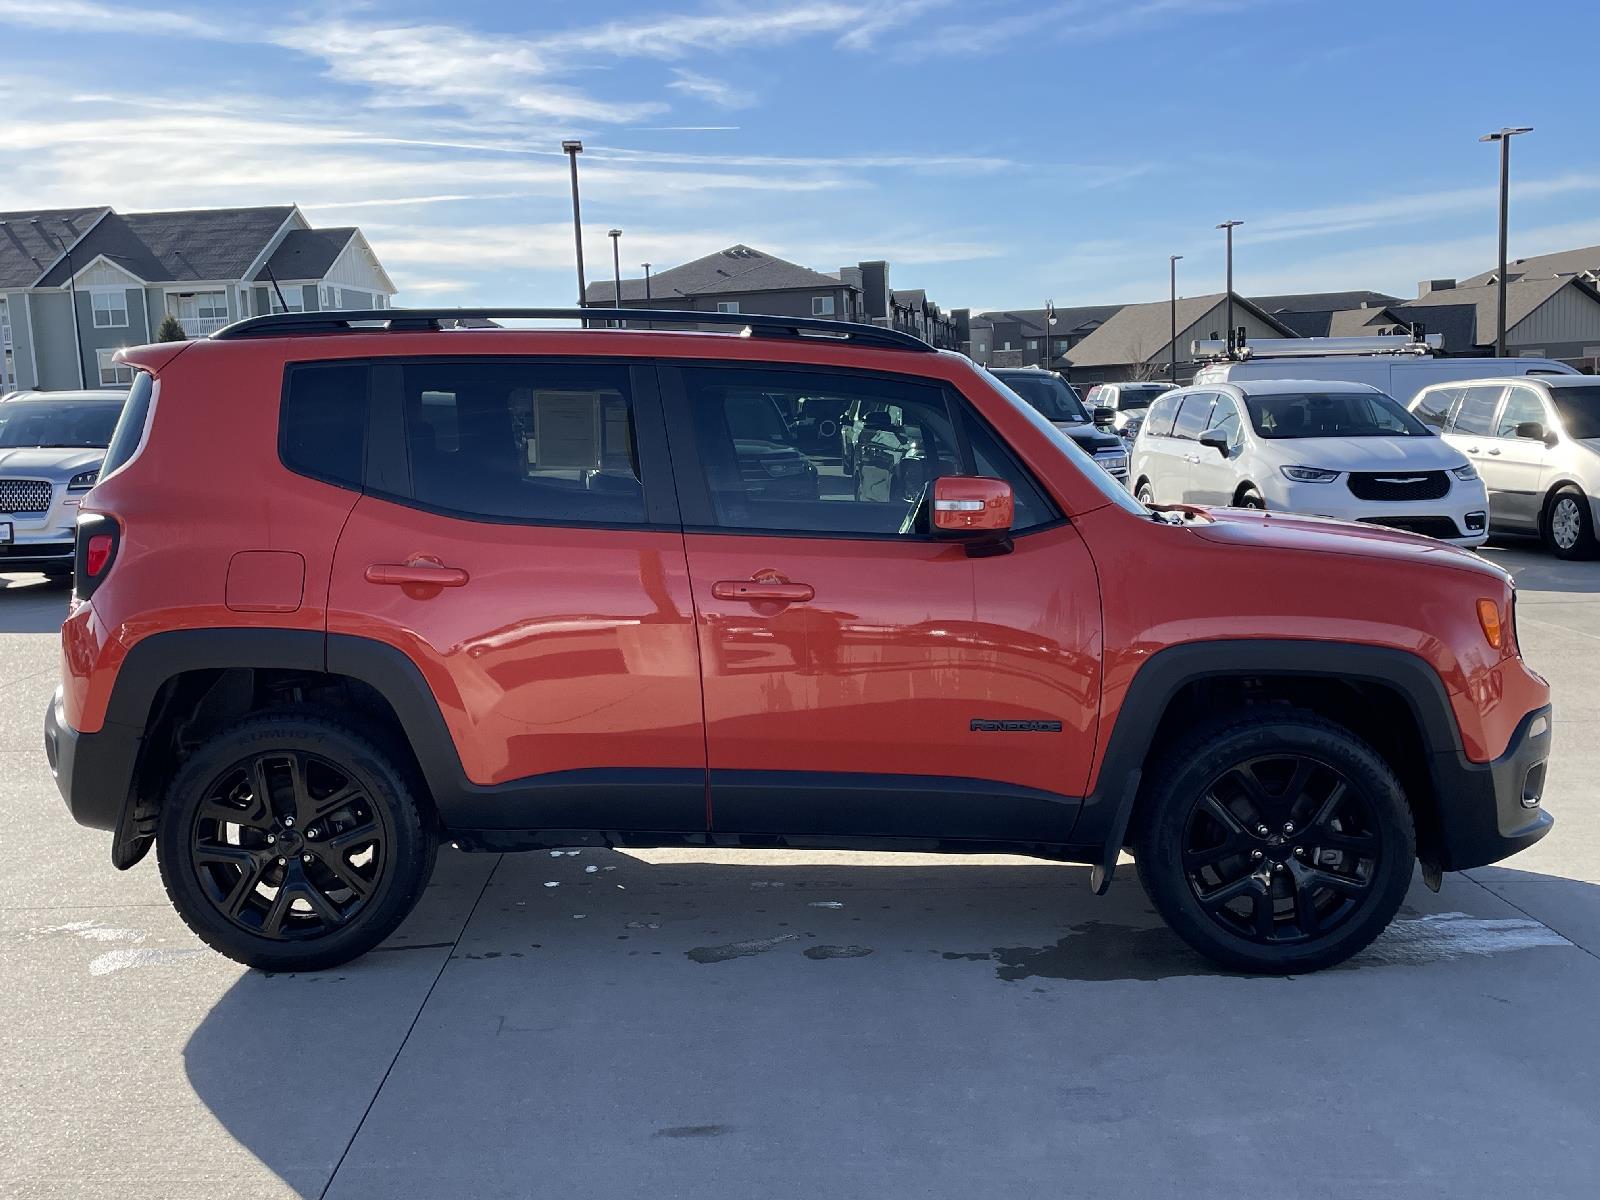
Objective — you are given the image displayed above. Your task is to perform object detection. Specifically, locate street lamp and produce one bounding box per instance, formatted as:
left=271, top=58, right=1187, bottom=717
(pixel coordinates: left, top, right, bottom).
left=1480, top=126, right=1533, bottom=357
left=32, top=218, right=86, bottom=388
left=1169, top=254, right=1183, bottom=384
left=1216, top=220, right=1243, bottom=354
left=608, top=229, right=623, bottom=327
left=561, top=140, right=587, bottom=323
left=642, top=263, right=652, bottom=300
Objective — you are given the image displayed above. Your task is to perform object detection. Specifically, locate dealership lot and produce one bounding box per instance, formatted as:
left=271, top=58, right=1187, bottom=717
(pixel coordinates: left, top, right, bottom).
left=3, top=545, right=1599, bottom=1200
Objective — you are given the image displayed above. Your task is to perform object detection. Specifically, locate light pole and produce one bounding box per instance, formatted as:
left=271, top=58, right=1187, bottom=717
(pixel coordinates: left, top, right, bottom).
left=1480, top=126, right=1533, bottom=357
left=1215, top=220, right=1243, bottom=354
left=642, top=263, right=652, bottom=301
left=608, top=229, right=623, bottom=327
left=33, top=218, right=86, bottom=388
left=561, top=140, right=587, bottom=322
left=1169, top=254, right=1183, bottom=384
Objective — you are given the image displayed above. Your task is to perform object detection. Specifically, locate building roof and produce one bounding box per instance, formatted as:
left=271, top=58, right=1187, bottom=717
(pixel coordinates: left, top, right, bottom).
left=0, top=207, right=110, bottom=288
left=32, top=206, right=297, bottom=286
left=1251, top=289, right=1398, bottom=314
left=891, top=288, right=927, bottom=310
left=586, top=244, right=846, bottom=303
left=1461, top=244, right=1600, bottom=287
left=1398, top=276, right=1587, bottom=347
left=1372, top=302, right=1478, bottom=353
left=1066, top=293, right=1294, bottom=367
left=973, top=304, right=1124, bottom=337
left=253, top=227, right=357, bottom=282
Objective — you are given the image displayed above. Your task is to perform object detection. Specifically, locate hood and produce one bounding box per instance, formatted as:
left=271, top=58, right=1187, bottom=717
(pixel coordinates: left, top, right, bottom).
left=0, top=446, right=105, bottom=477
left=1052, top=422, right=1122, bottom=452
left=1251, top=433, right=1465, bottom=473
left=1186, top=506, right=1508, bottom=584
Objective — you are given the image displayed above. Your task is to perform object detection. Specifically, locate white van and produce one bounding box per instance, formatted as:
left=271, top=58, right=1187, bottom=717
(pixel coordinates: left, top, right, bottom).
left=1194, top=348, right=1578, bottom=406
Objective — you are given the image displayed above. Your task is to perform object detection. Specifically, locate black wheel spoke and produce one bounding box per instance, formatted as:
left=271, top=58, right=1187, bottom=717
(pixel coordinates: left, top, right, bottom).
left=200, top=789, right=272, bottom=830
left=1292, top=872, right=1322, bottom=936
left=1303, top=781, right=1347, bottom=835
left=325, top=820, right=380, bottom=858
left=303, top=782, right=365, bottom=827
left=197, top=845, right=272, bottom=917
left=319, top=850, right=375, bottom=899
left=1196, top=873, right=1258, bottom=911
left=1200, top=793, right=1250, bottom=838
left=1251, top=885, right=1278, bottom=940
left=1306, top=868, right=1366, bottom=898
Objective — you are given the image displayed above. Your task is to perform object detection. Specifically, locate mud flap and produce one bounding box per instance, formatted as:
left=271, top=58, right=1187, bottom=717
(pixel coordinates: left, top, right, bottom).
left=1089, top=767, right=1141, bottom=896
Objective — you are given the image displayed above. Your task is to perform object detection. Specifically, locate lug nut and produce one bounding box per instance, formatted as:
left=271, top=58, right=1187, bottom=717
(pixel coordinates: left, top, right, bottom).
left=1273, top=863, right=1284, bottom=872
left=277, top=858, right=286, bottom=866
left=306, top=829, right=318, bottom=839
left=1294, top=847, right=1305, bottom=857
left=1256, top=824, right=1269, bottom=836
left=302, top=854, right=313, bottom=863
left=1283, top=822, right=1295, bottom=835
left=267, top=835, right=276, bottom=844
left=283, top=817, right=295, bottom=828
left=1251, top=850, right=1264, bottom=860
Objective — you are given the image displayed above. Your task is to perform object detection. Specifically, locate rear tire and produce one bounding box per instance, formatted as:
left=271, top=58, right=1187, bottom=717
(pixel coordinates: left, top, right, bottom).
left=1542, top=486, right=1597, bottom=560
left=157, top=713, right=436, bottom=971
left=1237, top=486, right=1265, bottom=510
left=1134, top=711, right=1414, bottom=974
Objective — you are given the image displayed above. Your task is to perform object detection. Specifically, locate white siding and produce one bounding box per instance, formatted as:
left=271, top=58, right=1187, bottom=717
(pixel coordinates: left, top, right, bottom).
left=1508, top=283, right=1600, bottom=347
left=322, top=234, right=394, bottom=295
left=78, top=258, right=143, bottom=287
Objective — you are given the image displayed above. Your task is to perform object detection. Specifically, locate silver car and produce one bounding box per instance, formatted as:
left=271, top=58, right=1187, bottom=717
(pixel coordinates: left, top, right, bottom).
left=1408, top=375, right=1600, bottom=559
left=0, top=390, right=127, bottom=576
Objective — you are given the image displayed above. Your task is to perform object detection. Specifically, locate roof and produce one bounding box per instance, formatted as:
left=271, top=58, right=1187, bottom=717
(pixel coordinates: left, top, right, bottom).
left=973, top=305, right=1124, bottom=337
left=1399, top=277, right=1590, bottom=346
left=891, top=288, right=927, bottom=310
left=1212, top=378, right=1386, bottom=396
left=254, top=227, right=356, bottom=282
left=1374, top=302, right=1478, bottom=353
left=1067, top=293, right=1295, bottom=367
left=0, top=207, right=109, bottom=288
left=1461, top=244, right=1600, bottom=287
left=31, top=206, right=296, bottom=286
left=1251, top=290, right=1398, bottom=314
left=586, top=244, right=846, bottom=303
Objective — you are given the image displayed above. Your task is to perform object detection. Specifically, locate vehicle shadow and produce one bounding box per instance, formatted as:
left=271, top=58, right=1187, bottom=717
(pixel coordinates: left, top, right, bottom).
left=181, top=849, right=1590, bottom=1199
left=0, top=574, right=72, bottom=634
left=1481, top=541, right=1600, bottom=594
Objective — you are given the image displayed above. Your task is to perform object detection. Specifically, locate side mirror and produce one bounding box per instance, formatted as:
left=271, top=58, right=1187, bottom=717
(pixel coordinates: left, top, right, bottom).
left=1513, top=421, right=1545, bottom=441
left=1093, top=405, right=1116, bottom=428
left=933, top=476, right=1014, bottom=556
left=1199, top=429, right=1230, bottom=455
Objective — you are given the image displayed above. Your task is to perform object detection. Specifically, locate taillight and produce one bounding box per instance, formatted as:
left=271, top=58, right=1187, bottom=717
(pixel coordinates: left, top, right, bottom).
left=73, top=514, right=120, bottom=600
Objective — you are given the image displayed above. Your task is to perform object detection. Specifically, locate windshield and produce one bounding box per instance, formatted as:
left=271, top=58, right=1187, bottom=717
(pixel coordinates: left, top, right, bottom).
left=994, top=373, right=1091, bottom=423
left=1551, top=386, right=1600, bottom=441
left=0, top=400, right=125, bottom=449
left=1243, top=390, right=1430, bottom=439
left=1117, top=386, right=1165, bottom=412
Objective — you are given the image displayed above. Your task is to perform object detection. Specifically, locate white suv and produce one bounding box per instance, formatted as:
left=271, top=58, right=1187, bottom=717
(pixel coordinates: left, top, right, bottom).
left=1130, top=379, right=1489, bottom=546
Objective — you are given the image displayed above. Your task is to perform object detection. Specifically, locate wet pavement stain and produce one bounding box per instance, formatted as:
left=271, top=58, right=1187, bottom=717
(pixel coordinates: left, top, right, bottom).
left=986, top=922, right=1205, bottom=982
left=685, top=933, right=799, bottom=963
left=803, top=944, right=873, bottom=960
left=654, top=1125, right=731, bottom=1139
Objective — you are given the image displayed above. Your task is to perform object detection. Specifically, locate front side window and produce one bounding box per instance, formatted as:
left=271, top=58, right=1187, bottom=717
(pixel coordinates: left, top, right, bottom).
left=1411, top=385, right=1460, bottom=430
left=399, top=361, right=644, bottom=524
left=95, top=348, right=133, bottom=387
left=1171, top=393, right=1216, bottom=441
left=91, top=290, right=128, bottom=329
left=1209, top=395, right=1243, bottom=444
left=1496, top=387, right=1549, bottom=438
left=1549, top=385, right=1600, bottom=441
left=1450, top=385, right=1506, bottom=437
left=1244, top=390, right=1430, bottom=439
left=1143, top=392, right=1182, bottom=438
left=812, top=295, right=835, bottom=316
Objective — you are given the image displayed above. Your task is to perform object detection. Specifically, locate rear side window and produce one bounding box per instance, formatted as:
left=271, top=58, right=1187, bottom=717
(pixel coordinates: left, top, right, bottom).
left=282, top=363, right=368, bottom=488
left=399, top=360, right=645, bottom=525
left=1451, top=385, right=1505, bottom=437
left=100, top=370, right=153, bottom=479
left=1411, top=386, right=1459, bottom=430
left=1171, top=393, right=1216, bottom=441
left=1143, top=392, right=1181, bottom=437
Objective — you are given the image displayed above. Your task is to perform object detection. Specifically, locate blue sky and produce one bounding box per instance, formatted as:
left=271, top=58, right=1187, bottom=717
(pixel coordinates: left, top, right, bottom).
left=2, top=0, right=1597, bottom=313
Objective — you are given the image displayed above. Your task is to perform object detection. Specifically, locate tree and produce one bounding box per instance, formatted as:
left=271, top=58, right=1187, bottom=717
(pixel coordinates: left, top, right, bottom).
left=1124, top=336, right=1169, bottom=382
left=156, top=314, right=188, bottom=342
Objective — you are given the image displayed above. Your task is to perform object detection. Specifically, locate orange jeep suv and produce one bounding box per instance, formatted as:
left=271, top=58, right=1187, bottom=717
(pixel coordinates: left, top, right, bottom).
left=44, top=308, right=1554, bottom=974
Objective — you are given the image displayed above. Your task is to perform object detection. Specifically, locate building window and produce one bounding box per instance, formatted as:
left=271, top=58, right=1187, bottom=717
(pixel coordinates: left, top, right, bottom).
left=716, top=301, right=740, bottom=314
left=269, top=287, right=303, bottom=314
left=812, top=295, right=835, bottom=316
left=167, top=291, right=229, bottom=336
left=1001, top=341, right=1013, bottom=351
left=91, top=290, right=128, bottom=329
left=1025, top=339, right=1038, bottom=351
left=96, top=349, right=133, bottom=387
left=375, top=294, right=388, bottom=310
left=320, top=285, right=335, bottom=310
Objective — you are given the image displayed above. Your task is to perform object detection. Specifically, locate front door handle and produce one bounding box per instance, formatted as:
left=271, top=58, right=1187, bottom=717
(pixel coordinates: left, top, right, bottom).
left=712, top=579, right=815, bottom=604
left=366, top=561, right=470, bottom=587
left=1487, top=447, right=1502, bottom=455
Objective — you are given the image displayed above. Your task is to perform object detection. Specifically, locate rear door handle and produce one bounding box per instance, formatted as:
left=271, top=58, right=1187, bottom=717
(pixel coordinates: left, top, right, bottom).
left=366, top=562, right=470, bottom=587
left=712, top=580, right=814, bottom=603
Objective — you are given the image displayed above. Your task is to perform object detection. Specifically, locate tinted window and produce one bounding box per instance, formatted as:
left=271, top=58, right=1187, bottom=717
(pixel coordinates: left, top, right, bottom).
left=1497, top=387, right=1548, bottom=438
left=1171, top=393, right=1216, bottom=441
left=1118, top=386, right=1165, bottom=411
left=0, top=399, right=123, bottom=448
left=400, top=361, right=644, bottom=523
left=1550, top=385, right=1600, bottom=440
left=1143, top=392, right=1182, bottom=438
left=964, top=414, right=1056, bottom=532
left=684, top=367, right=959, bottom=535
left=1244, top=390, right=1429, bottom=439
left=1451, top=385, right=1505, bottom=437
left=282, top=363, right=368, bottom=488
left=1411, top=385, right=1460, bottom=430
left=100, top=372, right=152, bottom=478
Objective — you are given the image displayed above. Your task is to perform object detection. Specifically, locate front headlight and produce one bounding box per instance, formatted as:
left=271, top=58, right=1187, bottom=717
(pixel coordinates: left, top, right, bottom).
left=1280, top=465, right=1340, bottom=483
left=67, top=470, right=99, bottom=492
left=1452, top=463, right=1479, bottom=481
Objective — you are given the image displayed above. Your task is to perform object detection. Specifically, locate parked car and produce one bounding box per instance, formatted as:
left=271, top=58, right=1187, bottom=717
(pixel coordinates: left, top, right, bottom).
left=722, top=389, right=821, bottom=501
left=989, top=367, right=1128, bottom=485
left=1084, top=381, right=1172, bottom=442
left=1194, top=352, right=1578, bottom=407
left=1130, top=379, right=1489, bottom=546
left=0, top=389, right=128, bottom=577
left=1409, top=374, right=1600, bottom=558
left=47, top=308, right=1551, bottom=976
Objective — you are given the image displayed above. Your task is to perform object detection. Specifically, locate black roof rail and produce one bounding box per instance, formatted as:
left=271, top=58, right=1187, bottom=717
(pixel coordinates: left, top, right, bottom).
left=211, top=307, right=934, bottom=351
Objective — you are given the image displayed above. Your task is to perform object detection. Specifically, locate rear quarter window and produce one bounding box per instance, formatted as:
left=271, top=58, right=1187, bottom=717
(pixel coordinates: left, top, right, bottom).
left=1143, top=392, right=1181, bottom=437
left=281, top=363, right=369, bottom=489
left=99, top=371, right=153, bottom=479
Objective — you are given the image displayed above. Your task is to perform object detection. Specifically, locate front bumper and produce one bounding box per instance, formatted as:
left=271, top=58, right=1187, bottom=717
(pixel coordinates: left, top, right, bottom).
left=44, top=685, right=140, bottom=834
left=1432, top=704, right=1554, bottom=871
left=1267, top=478, right=1489, bottom=546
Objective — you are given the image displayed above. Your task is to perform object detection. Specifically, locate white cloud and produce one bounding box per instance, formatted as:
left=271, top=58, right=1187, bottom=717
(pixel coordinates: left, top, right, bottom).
left=0, top=0, right=225, bottom=37
left=898, top=0, right=1255, bottom=59
left=666, top=69, right=755, bottom=111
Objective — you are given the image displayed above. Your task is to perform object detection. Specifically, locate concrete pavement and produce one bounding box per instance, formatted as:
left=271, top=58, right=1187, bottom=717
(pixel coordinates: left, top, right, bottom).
left=3, top=544, right=1599, bottom=1199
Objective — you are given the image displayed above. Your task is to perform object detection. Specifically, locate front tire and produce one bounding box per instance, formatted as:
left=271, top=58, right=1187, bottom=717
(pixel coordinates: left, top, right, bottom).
left=1134, top=711, right=1414, bottom=974
left=1237, top=486, right=1265, bottom=510
left=1542, top=486, right=1597, bottom=560
left=1135, top=479, right=1155, bottom=505
left=157, top=714, right=437, bottom=971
